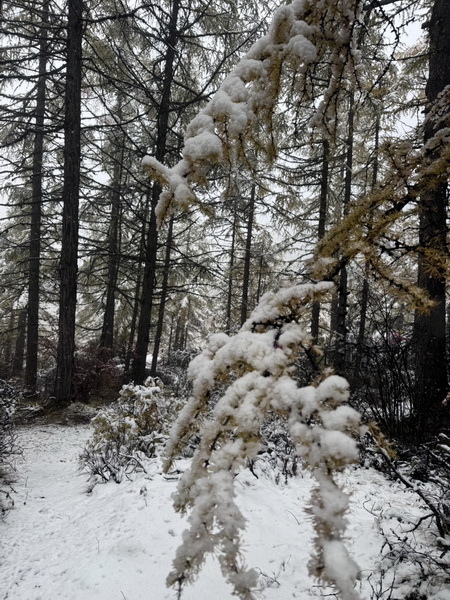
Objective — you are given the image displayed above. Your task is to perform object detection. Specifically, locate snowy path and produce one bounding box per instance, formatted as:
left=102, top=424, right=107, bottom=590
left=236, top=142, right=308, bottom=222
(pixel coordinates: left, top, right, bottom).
left=1, top=424, right=431, bottom=600
left=0, top=425, right=320, bottom=600
left=1, top=426, right=99, bottom=599
left=0, top=424, right=217, bottom=600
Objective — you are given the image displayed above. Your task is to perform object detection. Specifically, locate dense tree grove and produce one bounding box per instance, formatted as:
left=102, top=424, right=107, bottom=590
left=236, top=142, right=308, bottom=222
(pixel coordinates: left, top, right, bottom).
left=0, top=0, right=448, bottom=435
left=1, top=1, right=449, bottom=599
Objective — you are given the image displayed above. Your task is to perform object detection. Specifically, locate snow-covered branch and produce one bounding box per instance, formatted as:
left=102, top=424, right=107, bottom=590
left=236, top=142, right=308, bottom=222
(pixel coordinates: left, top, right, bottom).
left=164, top=282, right=362, bottom=600
left=143, top=0, right=363, bottom=225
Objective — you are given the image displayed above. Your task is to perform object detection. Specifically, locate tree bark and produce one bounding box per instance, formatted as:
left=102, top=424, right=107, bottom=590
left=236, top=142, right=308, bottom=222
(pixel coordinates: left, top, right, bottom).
left=54, top=0, right=83, bottom=404
left=100, top=111, right=124, bottom=350
left=151, top=215, right=174, bottom=375
left=357, top=112, right=380, bottom=351
left=225, top=199, right=238, bottom=334
left=123, top=194, right=149, bottom=378
left=240, top=184, right=256, bottom=327
left=131, top=0, right=180, bottom=384
left=333, top=92, right=354, bottom=373
left=25, top=0, right=49, bottom=396
left=412, top=0, right=450, bottom=438
left=12, top=310, right=26, bottom=378
left=131, top=188, right=158, bottom=383
left=311, top=139, right=329, bottom=340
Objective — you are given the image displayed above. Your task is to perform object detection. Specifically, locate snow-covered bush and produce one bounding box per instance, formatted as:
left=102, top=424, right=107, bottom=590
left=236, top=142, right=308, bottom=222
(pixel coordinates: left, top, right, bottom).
left=164, top=282, right=362, bottom=600
left=0, top=379, right=17, bottom=513
left=81, top=377, right=183, bottom=485
left=360, top=431, right=450, bottom=599
left=249, top=414, right=299, bottom=484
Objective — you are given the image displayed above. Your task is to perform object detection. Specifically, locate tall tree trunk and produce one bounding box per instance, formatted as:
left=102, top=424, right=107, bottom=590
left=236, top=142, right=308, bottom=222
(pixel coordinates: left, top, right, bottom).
left=123, top=195, right=149, bottom=378
left=100, top=132, right=124, bottom=350
left=311, top=138, right=329, bottom=340
left=54, top=0, right=83, bottom=404
left=333, top=92, right=354, bottom=373
left=357, top=112, right=380, bottom=351
left=131, top=187, right=158, bottom=383
left=12, top=310, right=26, bottom=378
left=123, top=268, right=142, bottom=376
left=412, top=0, right=450, bottom=438
left=255, top=253, right=265, bottom=305
left=240, top=184, right=256, bottom=327
left=131, top=0, right=180, bottom=384
left=225, top=200, right=238, bottom=334
left=25, top=0, right=49, bottom=396
left=151, top=215, right=174, bottom=375
left=4, top=312, right=15, bottom=376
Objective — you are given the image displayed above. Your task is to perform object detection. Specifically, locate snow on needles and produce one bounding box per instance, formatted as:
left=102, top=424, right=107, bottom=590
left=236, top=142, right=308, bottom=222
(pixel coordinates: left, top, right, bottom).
left=141, top=0, right=362, bottom=226
left=164, top=282, right=363, bottom=600
left=141, top=1, right=365, bottom=597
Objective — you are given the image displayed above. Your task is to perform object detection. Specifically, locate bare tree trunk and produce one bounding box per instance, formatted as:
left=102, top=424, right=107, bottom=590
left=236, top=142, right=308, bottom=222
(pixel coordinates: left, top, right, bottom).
left=100, top=124, right=124, bottom=350
left=357, top=112, right=380, bottom=351
left=255, top=253, right=264, bottom=305
left=54, top=0, right=83, bottom=404
left=333, top=92, right=354, bottom=373
left=123, top=269, right=141, bottom=376
left=131, top=189, right=158, bottom=383
left=151, top=215, right=174, bottom=375
left=311, top=138, right=329, bottom=340
left=131, top=0, right=180, bottom=384
left=412, top=0, right=450, bottom=438
left=25, top=0, right=49, bottom=396
left=12, top=310, right=26, bottom=378
left=240, top=184, right=256, bottom=327
left=123, top=196, right=149, bottom=378
left=3, top=312, right=15, bottom=376
left=225, top=200, right=237, bottom=334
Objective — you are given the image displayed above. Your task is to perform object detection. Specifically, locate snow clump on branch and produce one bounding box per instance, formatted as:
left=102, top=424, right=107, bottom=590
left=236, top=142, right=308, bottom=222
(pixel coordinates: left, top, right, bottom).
left=164, top=282, right=362, bottom=600
left=141, top=1, right=365, bottom=597
left=142, top=0, right=363, bottom=225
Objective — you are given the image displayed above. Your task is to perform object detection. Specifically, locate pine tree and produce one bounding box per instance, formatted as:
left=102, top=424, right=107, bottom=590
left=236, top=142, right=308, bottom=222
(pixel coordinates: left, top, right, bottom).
left=412, top=0, right=450, bottom=438
left=54, top=0, right=84, bottom=404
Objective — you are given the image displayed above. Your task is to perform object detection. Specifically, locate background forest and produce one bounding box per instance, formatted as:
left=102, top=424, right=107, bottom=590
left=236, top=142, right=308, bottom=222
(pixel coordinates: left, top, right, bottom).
left=0, top=0, right=448, bottom=442
left=1, top=0, right=450, bottom=599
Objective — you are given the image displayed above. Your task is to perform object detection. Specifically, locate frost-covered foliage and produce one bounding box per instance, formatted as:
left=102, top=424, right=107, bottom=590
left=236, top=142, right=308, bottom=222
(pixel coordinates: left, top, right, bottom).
left=164, top=282, right=362, bottom=600
left=81, top=378, right=183, bottom=486
left=250, top=414, right=299, bottom=484
left=142, top=1, right=367, bottom=597
left=357, top=432, right=450, bottom=599
left=0, top=380, right=17, bottom=513
left=143, top=0, right=363, bottom=225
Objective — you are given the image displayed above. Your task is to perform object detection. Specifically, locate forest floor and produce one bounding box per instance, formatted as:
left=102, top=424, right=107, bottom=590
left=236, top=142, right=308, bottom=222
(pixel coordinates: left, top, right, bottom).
left=0, top=422, right=449, bottom=600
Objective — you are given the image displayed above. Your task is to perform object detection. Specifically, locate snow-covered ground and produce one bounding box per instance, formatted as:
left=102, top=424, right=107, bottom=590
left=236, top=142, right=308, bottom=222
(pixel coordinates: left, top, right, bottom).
left=1, top=425, right=448, bottom=600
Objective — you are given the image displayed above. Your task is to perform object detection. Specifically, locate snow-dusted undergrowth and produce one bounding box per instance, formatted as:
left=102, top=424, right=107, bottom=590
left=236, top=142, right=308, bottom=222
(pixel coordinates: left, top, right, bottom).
left=81, top=377, right=183, bottom=486
left=0, top=379, right=17, bottom=513
left=2, top=425, right=449, bottom=600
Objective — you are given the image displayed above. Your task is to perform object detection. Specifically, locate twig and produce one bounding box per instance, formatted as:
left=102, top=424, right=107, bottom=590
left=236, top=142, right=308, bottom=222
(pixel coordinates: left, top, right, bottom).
left=372, top=437, right=446, bottom=537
